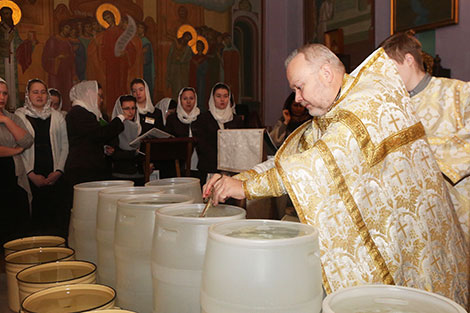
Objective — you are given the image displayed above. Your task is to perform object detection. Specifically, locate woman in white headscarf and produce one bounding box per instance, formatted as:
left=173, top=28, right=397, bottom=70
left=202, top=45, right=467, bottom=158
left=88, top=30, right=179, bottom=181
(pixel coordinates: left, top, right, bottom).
left=130, top=78, right=164, bottom=134
left=65, top=80, right=127, bottom=188
left=110, top=94, right=145, bottom=184
left=15, top=78, right=69, bottom=236
left=0, top=78, right=33, bottom=244
left=48, top=88, right=67, bottom=116
left=155, top=97, right=177, bottom=126
left=193, top=82, right=244, bottom=184
left=165, top=87, right=200, bottom=173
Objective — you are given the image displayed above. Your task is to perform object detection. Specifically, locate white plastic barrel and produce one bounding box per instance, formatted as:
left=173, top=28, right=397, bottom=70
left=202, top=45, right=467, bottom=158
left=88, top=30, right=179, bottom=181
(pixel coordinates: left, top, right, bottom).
left=17, top=260, right=97, bottom=303
left=69, top=180, right=134, bottom=264
left=152, top=204, right=246, bottom=313
left=145, top=177, right=203, bottom=203
left=322, top=284, right=467, bottom=313
left=3, top=236, right=65, bottom=256
left=5, top=247, right=75, bottom=312
left=114, top=194, right=193, bottom=313
left=97, top=186, right=163, bottom=288
left=201, top=220, right=322, bottom=313
left=20, top=283, right=116, bottom=313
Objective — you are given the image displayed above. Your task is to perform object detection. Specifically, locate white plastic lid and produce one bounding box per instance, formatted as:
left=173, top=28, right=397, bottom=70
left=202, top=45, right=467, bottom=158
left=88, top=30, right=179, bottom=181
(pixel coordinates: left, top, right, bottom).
left=322, top=285, right=466, bottom=313
left=208, top=219, right=318, bottom=246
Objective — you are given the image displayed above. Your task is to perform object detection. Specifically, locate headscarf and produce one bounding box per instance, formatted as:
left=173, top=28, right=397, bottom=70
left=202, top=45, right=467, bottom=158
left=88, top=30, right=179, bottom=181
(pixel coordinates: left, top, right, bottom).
left=176, top=87, right=200, bottom=125
left=133, top=79, right=155, bottom=115
left=112, top=95, right=141, bottom=151
left=69, top=80, right=102, bottom=121
left=17, top=79, right=52, bottom=120
left=155, top=97, right=172, bottom=125
left=208, top=82, right=233, bottom=128
left=48, top=88, right=62, bottom=111
left=0, top=77, right=7, bottom=112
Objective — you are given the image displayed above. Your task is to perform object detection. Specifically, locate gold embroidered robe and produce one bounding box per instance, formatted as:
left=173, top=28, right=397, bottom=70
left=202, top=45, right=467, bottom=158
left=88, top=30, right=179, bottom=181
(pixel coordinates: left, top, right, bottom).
left=411, top=77, right=470, bottom=244
left=236, top=49, right=469, bottom=307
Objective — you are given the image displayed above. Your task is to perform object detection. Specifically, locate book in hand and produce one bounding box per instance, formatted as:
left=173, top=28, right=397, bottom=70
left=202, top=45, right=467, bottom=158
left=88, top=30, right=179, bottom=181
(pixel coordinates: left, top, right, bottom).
left=129, top=128, right=174, bottom=148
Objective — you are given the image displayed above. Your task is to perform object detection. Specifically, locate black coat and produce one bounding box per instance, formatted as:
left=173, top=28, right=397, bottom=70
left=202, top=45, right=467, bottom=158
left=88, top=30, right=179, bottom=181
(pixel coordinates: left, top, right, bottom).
left=139, top=108, right=164, bottom=135
left=164, top=113, right=197, bottom=138
left=65, top=106, right=124, bottom=183
left=192, top=111, right=244, bottom=173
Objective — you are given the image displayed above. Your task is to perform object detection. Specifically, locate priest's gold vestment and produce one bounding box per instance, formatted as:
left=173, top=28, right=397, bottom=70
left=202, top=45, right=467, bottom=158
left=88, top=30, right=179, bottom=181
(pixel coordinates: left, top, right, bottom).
left=236, top=49, right=469, bottom=307
left=411, top=77, right=470, bottom=245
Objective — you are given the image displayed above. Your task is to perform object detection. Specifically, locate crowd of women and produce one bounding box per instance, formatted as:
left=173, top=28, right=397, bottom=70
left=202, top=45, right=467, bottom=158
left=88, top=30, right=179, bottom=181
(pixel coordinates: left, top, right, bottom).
left=1, top=76, right=267, bottom=245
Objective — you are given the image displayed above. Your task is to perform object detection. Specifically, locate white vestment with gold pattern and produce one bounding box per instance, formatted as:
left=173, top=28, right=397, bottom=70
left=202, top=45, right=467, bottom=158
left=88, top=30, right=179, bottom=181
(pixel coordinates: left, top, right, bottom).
left=411, top=77, right=470, bottom=245
left=235, top=49, right=469, bottom=307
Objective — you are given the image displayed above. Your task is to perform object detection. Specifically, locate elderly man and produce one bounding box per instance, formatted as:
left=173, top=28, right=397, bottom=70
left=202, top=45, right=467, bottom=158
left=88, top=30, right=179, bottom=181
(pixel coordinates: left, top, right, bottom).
left=204, top=44, right=468, bottom=307
left=381, top=31, right=470, bottom=246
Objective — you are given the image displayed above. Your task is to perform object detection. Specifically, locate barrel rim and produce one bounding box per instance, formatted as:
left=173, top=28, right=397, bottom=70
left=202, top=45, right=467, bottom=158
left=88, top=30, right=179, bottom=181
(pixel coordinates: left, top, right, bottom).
left=116, top=194, right=193, bottom=210
left=73, top=180, right=133, bottom=190
left=20, top=283, right=116, bottom=313
left=156, top=203, right=246, bottom=224
left=207, top=219, right=318, bottom=246
left=98, top=186, right=164, bottom=198
left=145, top=177, right=200, bottom=188
left=3, top=236, right=65, bottom=251
left=5, top=247, right=75, bottom=265
left=16, top=260, right=97, bottom=284
left=322, top=284, right=467, bottom=313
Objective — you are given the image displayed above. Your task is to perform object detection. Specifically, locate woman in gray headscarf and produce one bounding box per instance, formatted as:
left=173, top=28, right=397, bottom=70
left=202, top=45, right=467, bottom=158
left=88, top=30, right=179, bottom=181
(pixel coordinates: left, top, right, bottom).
left=0, top=77, right=33, bottom=244
left=15, top=78, right=69, bottom=236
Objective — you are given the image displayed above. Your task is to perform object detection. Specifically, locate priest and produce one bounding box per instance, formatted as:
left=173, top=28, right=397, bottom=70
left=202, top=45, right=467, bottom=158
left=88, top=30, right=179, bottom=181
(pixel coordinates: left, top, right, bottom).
left=204, top=44, right=469, bottom=307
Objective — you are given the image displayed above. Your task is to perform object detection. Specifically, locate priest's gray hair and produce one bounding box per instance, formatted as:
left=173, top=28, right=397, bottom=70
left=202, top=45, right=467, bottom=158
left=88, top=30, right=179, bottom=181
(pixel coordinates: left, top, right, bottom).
left=285, top=44, right=345, bottom=73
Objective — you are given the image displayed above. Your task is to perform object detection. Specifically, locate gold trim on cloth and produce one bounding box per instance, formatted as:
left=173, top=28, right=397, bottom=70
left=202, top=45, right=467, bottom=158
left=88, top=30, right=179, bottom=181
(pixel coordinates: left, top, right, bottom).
left=316, top=139, right=395, bottom=285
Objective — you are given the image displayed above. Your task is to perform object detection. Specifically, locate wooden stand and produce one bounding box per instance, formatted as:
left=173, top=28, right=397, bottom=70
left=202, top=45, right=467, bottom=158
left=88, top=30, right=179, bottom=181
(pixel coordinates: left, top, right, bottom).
left=142, top=137, right=195, bottom=182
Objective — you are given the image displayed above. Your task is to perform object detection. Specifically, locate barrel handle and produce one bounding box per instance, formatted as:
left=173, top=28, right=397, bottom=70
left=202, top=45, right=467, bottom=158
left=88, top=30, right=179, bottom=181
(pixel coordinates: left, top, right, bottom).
left=157, top=226, right=179, bottom=242
left=118, top=213, right=136, bottom=225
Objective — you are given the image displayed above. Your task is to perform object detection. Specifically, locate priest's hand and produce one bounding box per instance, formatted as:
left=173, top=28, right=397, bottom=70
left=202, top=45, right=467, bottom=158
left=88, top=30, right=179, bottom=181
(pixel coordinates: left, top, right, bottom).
left=203, top=174, right=245, bottom=206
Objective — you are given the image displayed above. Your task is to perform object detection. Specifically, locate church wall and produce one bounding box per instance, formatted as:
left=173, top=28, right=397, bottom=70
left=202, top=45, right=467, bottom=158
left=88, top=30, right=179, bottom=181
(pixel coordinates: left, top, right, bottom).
left=263, top=0, right=304, bottom=128
left=375, top=0, right=470, bottom=81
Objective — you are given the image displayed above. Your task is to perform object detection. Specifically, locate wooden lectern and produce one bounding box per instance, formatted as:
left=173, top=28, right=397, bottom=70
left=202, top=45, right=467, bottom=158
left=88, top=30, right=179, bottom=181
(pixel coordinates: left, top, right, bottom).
left=142, top=137, right=195, bottom=182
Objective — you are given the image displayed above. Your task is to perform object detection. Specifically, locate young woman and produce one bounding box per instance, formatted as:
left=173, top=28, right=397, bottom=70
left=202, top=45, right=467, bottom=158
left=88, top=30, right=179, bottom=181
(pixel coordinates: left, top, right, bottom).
left=193, top=82, right=243, bottom=184
left=165, top=87, right=200, bottom=174
left=111, top=94, right=145, bottom=185
left=15, top=79, right=69, bottom=236
left=269, top=92, right=312, bottom=148
left=0, top=78, right=33, bottom=244
left=48, top=88, right=67, bottom=116
left=65, top=80, right=127, bottom=186
left=130, top=78, right=164, bottom=134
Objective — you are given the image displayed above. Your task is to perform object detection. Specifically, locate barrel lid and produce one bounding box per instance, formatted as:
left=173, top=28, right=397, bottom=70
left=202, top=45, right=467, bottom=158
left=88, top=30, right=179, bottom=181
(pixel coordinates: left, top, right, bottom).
left=208, top=219, right=318, bottom=246
left=145, top=177, right=200, bottom=187
left=21, top=283, right=115, bottom=313
left=322, top=285, right=466, bottom=313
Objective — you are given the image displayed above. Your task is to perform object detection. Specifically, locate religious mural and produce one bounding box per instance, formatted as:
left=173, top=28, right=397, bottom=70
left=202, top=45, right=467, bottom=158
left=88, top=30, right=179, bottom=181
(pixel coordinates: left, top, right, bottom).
left=1, top=0, right=262, bottom=116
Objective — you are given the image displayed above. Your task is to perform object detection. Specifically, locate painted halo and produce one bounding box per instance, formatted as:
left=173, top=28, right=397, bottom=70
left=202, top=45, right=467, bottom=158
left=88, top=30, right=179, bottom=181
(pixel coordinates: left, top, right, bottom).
left=0, top=0, right=22, bottom=25
left=177, top=24, right=197, bottom=47
left=191, top=36, right=209, bottom=55
left=96, top=3, right=121, bottom=29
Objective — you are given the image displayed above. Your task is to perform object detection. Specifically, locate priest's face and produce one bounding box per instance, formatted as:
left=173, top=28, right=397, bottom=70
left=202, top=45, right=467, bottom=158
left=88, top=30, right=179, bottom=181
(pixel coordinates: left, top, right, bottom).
left=181, top=90, right=196, bottom=114
left=131, top=83, right=146, bottom=105
left=287, top=53, right=333, bottom=117
left=28, top=82, right=48, bottom=109
left=213, top=87, right=229, bottom=110
left=0, top=82, right=8, bottom=110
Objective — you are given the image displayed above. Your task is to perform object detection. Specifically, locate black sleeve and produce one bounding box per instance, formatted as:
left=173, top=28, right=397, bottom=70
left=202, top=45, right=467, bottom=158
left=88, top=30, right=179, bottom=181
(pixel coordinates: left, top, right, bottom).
left=154, top=108, right=165, bottom=130
left=164, top=114, right=177, bottom=136
left=67, top=108, right=124, bottom=144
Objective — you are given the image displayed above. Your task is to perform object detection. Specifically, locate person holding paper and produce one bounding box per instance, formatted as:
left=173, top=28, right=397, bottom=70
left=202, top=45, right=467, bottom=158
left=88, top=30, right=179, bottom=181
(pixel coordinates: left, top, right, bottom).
left=193, top=82, right=243, bottom=184
left=111, top=94, right=144, bottom=185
